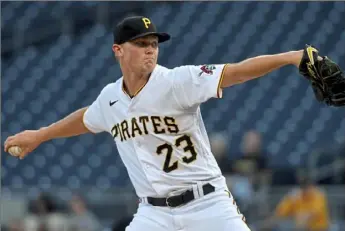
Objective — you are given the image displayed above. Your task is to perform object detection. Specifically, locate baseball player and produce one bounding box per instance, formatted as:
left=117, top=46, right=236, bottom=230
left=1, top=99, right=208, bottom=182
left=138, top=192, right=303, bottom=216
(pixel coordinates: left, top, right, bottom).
left=4, top=16, right=305, bottom=231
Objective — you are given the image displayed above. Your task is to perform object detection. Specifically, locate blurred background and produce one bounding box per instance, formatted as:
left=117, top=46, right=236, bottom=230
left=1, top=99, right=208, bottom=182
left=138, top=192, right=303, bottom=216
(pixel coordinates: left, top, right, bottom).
left=1, top=1, right=345, bottom=231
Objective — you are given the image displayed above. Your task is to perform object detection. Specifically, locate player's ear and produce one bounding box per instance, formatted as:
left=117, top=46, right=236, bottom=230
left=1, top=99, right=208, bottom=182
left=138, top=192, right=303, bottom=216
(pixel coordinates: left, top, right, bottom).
left=112, top=44, right=123, bottom=58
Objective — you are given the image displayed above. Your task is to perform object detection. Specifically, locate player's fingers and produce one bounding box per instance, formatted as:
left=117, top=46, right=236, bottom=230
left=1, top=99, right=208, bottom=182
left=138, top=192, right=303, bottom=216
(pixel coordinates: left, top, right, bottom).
left=4, top=135, right=13, bottom=144
left=18, top=148, right=26, bottom=160
left=4, top=136, right=21, bottom=152
left=19, top=149, right=29, bottom=160
left=4, top=139, right=14, bottom=152
left=6, top=135, right=15, bottom=141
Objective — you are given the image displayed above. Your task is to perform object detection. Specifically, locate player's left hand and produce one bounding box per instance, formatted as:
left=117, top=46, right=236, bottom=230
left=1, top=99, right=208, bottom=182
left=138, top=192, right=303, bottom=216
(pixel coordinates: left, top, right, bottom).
left=298, top=44, right=345, bottom=107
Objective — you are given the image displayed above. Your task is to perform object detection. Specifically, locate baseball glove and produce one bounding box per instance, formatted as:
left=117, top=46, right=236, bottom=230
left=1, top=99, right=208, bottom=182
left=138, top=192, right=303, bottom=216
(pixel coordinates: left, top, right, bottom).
left=299, top=44, right=345, bottom=107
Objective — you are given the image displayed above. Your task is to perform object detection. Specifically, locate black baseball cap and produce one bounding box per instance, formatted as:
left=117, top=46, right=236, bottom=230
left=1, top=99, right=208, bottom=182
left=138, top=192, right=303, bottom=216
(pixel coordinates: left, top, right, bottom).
left=113, top=16, right=171, bottom=44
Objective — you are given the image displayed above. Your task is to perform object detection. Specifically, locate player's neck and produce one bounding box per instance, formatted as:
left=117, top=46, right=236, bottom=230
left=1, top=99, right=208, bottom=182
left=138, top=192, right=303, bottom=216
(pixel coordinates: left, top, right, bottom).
left=122, top=68, right=151, bottom=98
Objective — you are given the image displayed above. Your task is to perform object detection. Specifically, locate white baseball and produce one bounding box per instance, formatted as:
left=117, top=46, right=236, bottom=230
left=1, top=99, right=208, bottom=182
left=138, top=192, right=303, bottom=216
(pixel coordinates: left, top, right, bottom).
left=8, top=146, right=23, bottom=156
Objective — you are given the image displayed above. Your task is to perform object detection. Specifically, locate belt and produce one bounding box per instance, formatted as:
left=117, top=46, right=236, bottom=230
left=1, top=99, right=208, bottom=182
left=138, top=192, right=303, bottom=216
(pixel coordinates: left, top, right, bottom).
left=147, top=183, right=215, bottom=208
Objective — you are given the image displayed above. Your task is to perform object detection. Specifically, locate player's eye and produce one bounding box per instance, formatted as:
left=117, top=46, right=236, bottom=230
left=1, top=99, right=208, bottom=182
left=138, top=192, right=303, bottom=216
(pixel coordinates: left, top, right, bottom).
left=133, top=41, right=158, bottom=48
left=132, top=41, right=146, bottom=47
left=151, top=41, right=158, bottom=48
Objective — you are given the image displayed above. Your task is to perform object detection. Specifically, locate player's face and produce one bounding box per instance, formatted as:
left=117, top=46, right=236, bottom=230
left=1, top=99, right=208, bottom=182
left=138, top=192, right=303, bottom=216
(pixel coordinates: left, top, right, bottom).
left=116, top=35, right=159, bottom=73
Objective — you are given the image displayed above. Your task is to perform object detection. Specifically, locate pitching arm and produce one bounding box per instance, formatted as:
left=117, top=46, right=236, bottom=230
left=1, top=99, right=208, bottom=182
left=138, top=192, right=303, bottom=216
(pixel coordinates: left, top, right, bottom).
left=220, top=51, right=303, bottom=88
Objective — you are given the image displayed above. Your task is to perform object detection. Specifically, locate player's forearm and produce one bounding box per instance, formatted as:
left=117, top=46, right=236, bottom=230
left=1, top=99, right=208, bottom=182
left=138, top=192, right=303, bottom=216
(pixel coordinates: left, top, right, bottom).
left=221, top=50, right=303, bottom=87
left=38, top=107, right=90, bottom=142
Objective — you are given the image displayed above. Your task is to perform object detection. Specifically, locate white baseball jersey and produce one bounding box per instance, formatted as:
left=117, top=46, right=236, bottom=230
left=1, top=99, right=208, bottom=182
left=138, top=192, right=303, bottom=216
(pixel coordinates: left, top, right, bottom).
left=83, top=64, right=228, bottom=198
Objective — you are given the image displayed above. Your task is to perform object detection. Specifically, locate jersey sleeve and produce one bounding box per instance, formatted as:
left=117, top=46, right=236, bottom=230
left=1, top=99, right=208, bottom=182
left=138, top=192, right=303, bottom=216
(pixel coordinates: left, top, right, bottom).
left=171, top=64, right=227, bottom=109
left=83, top=90, right=108, bottom=133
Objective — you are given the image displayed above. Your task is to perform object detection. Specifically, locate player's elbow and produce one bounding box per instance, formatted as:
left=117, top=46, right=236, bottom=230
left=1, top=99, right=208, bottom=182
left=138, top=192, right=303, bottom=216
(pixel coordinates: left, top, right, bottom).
left=220, top=64, right=249, bottom=88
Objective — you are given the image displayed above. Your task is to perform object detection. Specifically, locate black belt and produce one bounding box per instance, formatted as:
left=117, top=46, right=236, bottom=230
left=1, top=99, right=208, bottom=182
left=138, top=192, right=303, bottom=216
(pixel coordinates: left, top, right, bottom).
left=147, top=183, right=215, bottom=208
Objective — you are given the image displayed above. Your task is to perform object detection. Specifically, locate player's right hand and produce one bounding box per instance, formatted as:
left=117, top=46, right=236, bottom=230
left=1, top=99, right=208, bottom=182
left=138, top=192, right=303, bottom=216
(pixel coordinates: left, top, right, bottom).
left=4, top=130, right=44, bottom=159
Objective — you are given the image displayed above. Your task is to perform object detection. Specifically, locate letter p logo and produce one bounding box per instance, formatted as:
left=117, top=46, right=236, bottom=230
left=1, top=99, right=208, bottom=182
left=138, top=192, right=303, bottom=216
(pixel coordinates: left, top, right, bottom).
left=142, top=18, right=151, bottom=29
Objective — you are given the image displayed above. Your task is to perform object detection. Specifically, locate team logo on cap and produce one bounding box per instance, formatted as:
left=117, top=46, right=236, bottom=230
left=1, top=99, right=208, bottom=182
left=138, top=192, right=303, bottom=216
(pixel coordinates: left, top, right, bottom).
left=199, top=65, right=216, bottom=76
left=142, top=17, right=151, bottom=29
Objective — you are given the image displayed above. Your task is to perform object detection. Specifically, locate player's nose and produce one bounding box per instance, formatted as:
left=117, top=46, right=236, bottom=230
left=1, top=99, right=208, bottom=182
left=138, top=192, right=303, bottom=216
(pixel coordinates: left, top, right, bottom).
left=145, top=45, right=156, bottom=53
left=145, top=48, right=154, bottom=54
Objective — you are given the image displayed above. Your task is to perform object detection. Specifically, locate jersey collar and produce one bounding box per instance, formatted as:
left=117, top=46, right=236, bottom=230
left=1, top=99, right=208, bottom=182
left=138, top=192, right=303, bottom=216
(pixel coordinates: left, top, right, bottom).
left=121, top=65, right=160, bottom=99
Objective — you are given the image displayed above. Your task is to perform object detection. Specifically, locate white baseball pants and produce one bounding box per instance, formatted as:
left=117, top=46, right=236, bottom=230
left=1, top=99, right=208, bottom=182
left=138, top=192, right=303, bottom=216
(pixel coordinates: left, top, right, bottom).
left=125, top=188, right=251, bottom=231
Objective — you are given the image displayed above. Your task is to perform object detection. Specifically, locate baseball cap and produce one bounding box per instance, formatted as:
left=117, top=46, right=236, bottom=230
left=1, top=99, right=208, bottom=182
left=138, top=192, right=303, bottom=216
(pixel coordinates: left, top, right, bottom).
left=113, top=16, right=171, bottom=44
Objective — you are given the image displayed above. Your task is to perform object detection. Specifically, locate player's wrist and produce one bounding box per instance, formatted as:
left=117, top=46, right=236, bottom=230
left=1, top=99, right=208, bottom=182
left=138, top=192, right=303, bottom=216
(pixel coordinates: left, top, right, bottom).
left=287, top=50, right=303, bottom=67
left=37, top=126, right=52, bottom=143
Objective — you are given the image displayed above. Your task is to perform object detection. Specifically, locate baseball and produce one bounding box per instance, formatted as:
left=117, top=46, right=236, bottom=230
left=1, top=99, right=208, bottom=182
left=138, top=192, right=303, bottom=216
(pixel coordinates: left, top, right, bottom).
left=8, top=146, right=23, bottom=156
